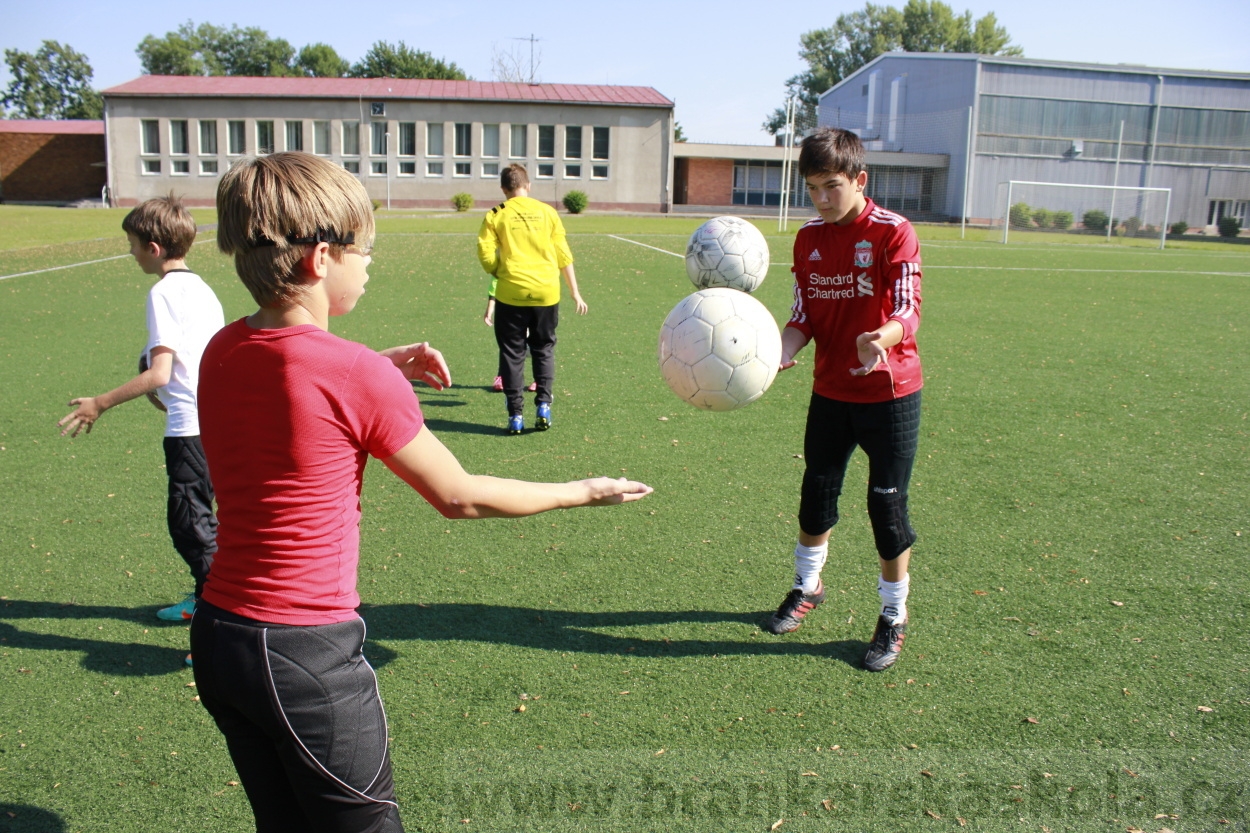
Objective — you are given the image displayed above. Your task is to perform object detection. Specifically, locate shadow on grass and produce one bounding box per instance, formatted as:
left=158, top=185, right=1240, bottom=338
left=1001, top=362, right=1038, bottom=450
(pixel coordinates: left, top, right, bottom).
left=0, top=804, right=66, bottom=832
left=0, top=599, right=188, bottom=676
left=421, top=417, right=505, bottom=437
left=362, top=603, right=869, bottom=668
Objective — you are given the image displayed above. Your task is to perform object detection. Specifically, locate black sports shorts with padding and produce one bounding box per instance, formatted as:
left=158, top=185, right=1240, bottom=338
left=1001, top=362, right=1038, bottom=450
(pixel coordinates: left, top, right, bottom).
left=191, top=601, right=404, bottom=833
left=797, top=390, right=921, bottom=560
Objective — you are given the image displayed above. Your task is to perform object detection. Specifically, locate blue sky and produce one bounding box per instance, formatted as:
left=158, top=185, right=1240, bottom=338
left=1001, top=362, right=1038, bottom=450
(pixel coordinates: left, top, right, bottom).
left=4, top=0, right=1248, bottom=145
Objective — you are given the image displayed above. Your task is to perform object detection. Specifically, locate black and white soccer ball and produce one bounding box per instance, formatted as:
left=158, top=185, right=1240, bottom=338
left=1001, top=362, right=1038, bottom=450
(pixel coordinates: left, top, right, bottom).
left=684, top=216, right=770, bottom=293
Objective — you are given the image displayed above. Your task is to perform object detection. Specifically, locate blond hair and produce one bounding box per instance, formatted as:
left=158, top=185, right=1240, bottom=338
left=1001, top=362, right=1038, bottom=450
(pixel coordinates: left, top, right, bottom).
left=216, top=152, right=375, bottom=307
left=122, top=193, right=197, bottom=260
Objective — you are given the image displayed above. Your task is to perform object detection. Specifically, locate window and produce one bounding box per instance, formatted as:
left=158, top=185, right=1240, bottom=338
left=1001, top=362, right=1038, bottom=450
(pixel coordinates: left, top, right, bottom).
left=398, top=122, right=416, bottom=156
left=227, top=120, right=246, bottom=155
left=172, top=159, right=190, bottom=175
left=565, top=164, right=581, bottom=178
left=200, top=159, right=219, bottom=175
left=142, top=159, right=160, bottom=175
left=256, top=121, right=275, bottom=155
left=482, top=124, right=500, bottom=158
left=482, top=162, right=499, bottom=177
left=399, top=161, right=416, bottom=176
left=343, top=160, right=360, bottom=174
left=454, top=123, right=471, bottom=157
left=565, top=126, right=582, bottom=159
left=510, top=124, right=527, bottom=158
left=537, top=163, right=554, bottom=178
left=427, top=161, right=444, bottom=176
left=371, top=161, right=387, bottom=175
left=592, top=126, right=609, bottom=160
left=370, top=102, right=385, bottom=117
left=141, top=120, right=160, bottom=155
left=313, top=121, right=331, bottom=155
left=592, top=164, right=608, bottom=179
left=170, top=120, right=189, bottom=155
left=537, top=125, right=555, bottom=159
left=454, top=161, right=471, bottom=177
left=426, top=123, right=443, bottom=156
left=285, top=121, right=303, bottom=152
left=199, top=120, right=217, bottom=155
left=371, top=122, right=387, bottom=156
left=342, top=121, right=359, bottom=156
left=732, top=159, right=788, bottom=207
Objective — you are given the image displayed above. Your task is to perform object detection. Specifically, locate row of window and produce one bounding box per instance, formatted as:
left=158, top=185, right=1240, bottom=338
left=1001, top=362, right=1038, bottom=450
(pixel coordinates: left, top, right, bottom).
left=142, top=155, right=608, bottom=180
left=140, top=119, right=610, bottom=162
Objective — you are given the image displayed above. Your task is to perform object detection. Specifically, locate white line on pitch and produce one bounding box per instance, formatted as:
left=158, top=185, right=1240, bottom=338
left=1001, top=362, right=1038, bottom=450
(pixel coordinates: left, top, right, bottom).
left=0, top=254, right=132, bottom=282
left=608, top=234, right=684, bottom=258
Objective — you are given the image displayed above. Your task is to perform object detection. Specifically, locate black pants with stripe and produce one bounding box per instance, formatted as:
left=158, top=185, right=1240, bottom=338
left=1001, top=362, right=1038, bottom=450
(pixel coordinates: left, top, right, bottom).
left=493, top=300, right=558, bottom=416
left=191, top=602, right=404, bottom=833
left=162, top=435, right=217, bottom=597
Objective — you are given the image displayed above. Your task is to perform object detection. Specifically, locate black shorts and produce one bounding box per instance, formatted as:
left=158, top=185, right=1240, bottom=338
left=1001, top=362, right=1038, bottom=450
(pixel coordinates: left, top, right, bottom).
left=798, top=390, right=921, bottom=557
left=190, top=602, right=404, bottom=832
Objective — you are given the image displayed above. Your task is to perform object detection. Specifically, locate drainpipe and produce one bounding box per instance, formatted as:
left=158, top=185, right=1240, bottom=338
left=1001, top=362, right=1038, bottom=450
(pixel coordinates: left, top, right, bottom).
left=1145, top=75, right=1163, bottom=188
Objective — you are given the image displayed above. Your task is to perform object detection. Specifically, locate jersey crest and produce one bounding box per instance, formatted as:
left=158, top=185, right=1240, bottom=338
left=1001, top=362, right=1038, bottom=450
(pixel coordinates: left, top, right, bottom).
left=854, top=240, right=873, bottom=268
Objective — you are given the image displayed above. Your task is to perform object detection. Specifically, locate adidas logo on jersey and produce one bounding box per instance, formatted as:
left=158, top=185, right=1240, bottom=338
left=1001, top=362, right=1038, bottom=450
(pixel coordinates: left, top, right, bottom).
left=808, top=249, right=822, bottom=261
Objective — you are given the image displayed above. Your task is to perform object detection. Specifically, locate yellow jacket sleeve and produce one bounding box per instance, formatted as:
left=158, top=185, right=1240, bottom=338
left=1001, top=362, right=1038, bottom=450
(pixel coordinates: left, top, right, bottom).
left=477, top=208, right=501, bottom=275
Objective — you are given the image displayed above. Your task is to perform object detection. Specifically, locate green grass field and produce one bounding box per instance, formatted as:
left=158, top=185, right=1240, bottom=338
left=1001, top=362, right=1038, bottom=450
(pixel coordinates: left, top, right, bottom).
left=1, top=205, right=1247, bottom=832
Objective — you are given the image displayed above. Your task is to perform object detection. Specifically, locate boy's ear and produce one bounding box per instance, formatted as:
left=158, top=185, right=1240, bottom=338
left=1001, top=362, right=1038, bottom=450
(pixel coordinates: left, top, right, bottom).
left=855, top=170, right=868, bottom=190
left=147, top=240, right=165, bottom=260
left=298, top=242, right=332, bottom=282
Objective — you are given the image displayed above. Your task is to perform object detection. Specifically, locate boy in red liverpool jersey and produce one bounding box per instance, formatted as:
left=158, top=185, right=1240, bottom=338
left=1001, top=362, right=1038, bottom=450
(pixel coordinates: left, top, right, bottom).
left=194, top=151, right=651, bottom=832
left=764, top=128, right=923, bottom=672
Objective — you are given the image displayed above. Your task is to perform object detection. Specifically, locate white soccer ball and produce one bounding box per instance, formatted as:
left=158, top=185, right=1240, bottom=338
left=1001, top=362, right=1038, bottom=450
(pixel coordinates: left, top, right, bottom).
left=658, top=288, right=782, bottom=412
left=685, top=216, right=770, bottom=293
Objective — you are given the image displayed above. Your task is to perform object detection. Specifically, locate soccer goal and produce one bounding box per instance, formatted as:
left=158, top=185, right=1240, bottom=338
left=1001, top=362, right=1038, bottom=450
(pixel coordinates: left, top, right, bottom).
left=995, top=181, right=1172, bottom=249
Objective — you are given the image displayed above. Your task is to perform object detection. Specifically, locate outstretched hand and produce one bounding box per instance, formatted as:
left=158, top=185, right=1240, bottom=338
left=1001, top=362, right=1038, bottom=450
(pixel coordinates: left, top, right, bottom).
left=580, top=476, right=653, bottom=505
left=58, top=397, right=102, bottom=438
left=850, top=331, right=887, bottom=376
left=380, top=342, right=452, bottom=390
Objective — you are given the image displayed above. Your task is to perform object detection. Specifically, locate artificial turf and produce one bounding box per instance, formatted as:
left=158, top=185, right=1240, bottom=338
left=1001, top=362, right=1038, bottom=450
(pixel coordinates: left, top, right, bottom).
left=0, top=205, right=1247, bottom=832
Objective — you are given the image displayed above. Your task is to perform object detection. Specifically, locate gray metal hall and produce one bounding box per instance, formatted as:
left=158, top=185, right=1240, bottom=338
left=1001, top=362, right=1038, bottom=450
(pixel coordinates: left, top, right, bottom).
left=813, top=53, right=1250, bottom=232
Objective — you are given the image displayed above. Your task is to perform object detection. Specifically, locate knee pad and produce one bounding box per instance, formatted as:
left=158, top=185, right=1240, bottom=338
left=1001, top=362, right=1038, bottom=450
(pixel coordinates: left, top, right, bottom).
left=798, top=471, right=841, bottom=535
left=866, top=487, right=916, bottom=560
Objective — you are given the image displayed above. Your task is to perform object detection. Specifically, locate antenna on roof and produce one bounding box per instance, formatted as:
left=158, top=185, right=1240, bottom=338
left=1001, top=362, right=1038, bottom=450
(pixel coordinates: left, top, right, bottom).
left=510, top=34, right=541, bottom=84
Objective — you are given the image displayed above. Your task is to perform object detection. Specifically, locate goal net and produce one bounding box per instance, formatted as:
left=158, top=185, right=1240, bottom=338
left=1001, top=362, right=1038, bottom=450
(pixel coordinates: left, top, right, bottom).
left=993, top=181, right=1172, bottom=248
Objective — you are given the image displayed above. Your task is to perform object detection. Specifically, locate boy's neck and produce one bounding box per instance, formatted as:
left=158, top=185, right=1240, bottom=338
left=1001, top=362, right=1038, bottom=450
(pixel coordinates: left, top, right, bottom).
left=505, top=187, right=529, bottom=200
left=156, top=259, right=190, bottom=277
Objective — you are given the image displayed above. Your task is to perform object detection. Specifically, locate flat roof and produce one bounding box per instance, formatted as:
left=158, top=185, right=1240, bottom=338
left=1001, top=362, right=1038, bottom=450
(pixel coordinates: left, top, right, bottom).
left=102, top=75, right=673, bottom=108
left=676, top=142, right=948, bottom=169
left=0, top=119, right=104, bottom=135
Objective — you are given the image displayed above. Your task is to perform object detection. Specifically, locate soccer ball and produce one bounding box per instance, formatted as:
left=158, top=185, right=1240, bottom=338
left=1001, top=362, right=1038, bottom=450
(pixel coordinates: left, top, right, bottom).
left=685, top=216, right=770, bottom=293
left=658, top=288, right=782, bottom=412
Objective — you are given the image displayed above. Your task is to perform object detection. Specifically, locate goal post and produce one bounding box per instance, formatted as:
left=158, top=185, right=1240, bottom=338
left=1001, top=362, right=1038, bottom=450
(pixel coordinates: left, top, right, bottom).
left=997, top=181, right=1172, bottom=249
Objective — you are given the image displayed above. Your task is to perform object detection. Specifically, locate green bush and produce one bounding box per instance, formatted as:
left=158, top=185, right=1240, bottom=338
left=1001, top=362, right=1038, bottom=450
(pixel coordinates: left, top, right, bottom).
left=1052, top=210, right=1074, bottom=230
left=1124, top=216, right=1142, bottom=237
left=562, top=190, right=589, bottom=214
left=451, top=193, right=474, bottom=212
left=1009, top=202, right=1032, bottom=228
left=1031, top=207, right=1052, bottom=228
left=1082, top=209, right=1109, bottom=233
left=1218, top=216, right=1242, bottom=238
left=1169, top=221, right=1188, bottom=236
left=371, top=200, right=381, bottom=212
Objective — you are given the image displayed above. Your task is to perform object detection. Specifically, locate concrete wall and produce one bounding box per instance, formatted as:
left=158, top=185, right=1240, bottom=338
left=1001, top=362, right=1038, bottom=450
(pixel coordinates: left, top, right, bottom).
left=105, top=96, right=672, bottom=211
left=0, top=132, right=106, bottom=203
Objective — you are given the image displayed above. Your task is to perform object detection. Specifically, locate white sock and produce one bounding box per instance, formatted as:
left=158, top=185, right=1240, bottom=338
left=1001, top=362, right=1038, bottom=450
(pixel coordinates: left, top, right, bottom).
left=878, top=573, right=910, bottom=625
left=792, top=543, right=828, bottom=593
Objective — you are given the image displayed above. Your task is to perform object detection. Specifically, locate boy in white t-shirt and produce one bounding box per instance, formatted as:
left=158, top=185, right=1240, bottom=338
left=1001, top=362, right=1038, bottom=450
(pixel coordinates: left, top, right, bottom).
left=59, top=195, right=226, bottom=645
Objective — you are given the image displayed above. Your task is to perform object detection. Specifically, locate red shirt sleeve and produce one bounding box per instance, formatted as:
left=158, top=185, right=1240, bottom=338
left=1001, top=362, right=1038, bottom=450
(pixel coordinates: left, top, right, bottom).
left=339, top=348, right=425, bottom=459
left=885, top=223, right=922, bottom=340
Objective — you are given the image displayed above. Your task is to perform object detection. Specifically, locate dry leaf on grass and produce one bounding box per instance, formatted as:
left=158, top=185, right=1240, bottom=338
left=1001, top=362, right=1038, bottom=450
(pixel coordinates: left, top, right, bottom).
left=924, top=809, right=941, bottom=819
left=821, top=799, right=835, bottom=811
left=1024, top=717, right=1039, bottom=724
left=1111, top=600, right=1124, bottom=606
left=769, top=819, right=784, bottom=831
left=1197, top=705, right=1214, bottom=712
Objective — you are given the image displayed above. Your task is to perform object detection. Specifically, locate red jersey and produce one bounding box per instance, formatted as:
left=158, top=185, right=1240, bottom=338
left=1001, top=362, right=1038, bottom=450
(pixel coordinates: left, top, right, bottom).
left=198, top=320, right=424, bottom=625
left=787, top=199, right=923, bottom=403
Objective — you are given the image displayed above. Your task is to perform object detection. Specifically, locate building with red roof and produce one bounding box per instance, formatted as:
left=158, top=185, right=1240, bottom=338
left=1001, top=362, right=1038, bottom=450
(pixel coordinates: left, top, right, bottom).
left=101, top=75, right=676, bottom=211
left=0, top=120, right=106, bottom=203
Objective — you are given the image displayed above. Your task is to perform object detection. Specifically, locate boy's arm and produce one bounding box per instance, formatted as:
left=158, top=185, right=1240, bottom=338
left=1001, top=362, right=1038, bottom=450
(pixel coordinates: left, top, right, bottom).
left=779, top=325, right=810, bottom=372
left=378, top=342, right=452, bottom=390
left=483, top=296, right=495, bottom=326
left=852, top=227, right=921, bottom=376
left=382, top=424, right=652, bottom=519
left=58, top=347, right=174, bottom=437
left=561, top=265, right=587, bottom=315
left=476, top=217, right=500, bottom=275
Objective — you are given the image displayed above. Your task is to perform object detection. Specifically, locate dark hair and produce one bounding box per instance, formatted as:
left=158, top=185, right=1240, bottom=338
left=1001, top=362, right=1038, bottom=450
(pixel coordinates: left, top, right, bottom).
left=797, top=127, right=866, bottom=179
left=122, top=193, right=197, bottom=260
left=501, top=163, right=530, bottom=192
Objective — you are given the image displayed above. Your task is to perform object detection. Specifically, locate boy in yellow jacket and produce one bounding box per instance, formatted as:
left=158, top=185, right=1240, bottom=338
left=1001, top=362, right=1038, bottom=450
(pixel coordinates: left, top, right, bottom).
left=477, top=164, right=587, bottom=434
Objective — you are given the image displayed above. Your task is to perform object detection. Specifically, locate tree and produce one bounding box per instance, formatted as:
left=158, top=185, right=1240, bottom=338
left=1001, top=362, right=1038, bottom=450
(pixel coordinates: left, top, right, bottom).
left=490, top=41, right=541, bottom=83
left=764, top=0, right=1021, bottom=134
left=2, top=40, right=102, bottom=119
left=136, top=21, right=298, bottom=77
left=674, top=122, right=687, bottom=143
left=295, top=44, right=349, bottom=78
left=349, top=41, right=467, bottom=80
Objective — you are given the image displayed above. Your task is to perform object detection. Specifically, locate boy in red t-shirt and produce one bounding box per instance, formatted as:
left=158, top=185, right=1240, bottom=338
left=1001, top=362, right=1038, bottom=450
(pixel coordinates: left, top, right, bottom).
left=765, top=128, right=924, bottom=673
left=195, top=151, right=651, bottom=831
